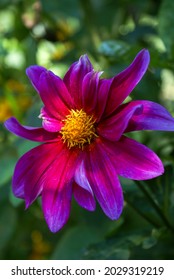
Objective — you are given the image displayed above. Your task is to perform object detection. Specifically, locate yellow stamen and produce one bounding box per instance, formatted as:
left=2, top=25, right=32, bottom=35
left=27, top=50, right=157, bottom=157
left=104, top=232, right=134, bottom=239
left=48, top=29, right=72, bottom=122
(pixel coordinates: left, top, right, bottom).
left=60, top=109, right=97, bottom=149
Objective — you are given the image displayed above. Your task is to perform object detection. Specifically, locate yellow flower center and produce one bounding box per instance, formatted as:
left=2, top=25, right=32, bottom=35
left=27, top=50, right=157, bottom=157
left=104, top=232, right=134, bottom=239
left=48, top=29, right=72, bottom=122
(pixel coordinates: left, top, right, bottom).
left=60, top=109, right=97, bottom=149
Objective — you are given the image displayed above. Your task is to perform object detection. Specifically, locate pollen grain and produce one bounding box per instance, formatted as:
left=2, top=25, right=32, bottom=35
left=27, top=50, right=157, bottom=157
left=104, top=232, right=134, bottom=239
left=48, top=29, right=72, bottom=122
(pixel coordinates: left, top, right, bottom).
left=60, top=109, right=97, bottom=149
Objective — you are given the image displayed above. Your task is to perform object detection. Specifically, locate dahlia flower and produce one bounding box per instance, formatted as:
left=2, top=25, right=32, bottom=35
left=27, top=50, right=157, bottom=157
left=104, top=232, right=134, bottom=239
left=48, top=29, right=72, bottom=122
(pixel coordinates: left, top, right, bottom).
left=5, top=50, right=174, bottom=232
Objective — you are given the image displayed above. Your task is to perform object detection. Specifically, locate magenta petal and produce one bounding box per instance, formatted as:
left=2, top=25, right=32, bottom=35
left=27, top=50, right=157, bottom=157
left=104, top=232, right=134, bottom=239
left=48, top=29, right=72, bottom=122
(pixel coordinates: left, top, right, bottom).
left=95, top=78, right=113, bottom=121
left=63, top=54, right=93, bottom=108
left=125, top=100, right=174, bottom=132
left=82, top=71, right=102, bottom=116
left=26, top=65, right=47, bottom=93
left=84, top=141, right=124, bottom=220
left=40, top=107, right=63, bottom=132
left=12, top=143, right=58, bottom=206
left=38, top=71, right=73, bottom=119
left=101, top=136, right=164, bottom=180
left=104, top=49, right=150, bottom=117
left=73, top=183, right=96, bottom=211
left=74, top=161, right=96, bottom=211
left=42, top=146, right=79, bottom=233
left=98, top=102, right=143, bottom=141
left=4, top=117, right=58, bottom=142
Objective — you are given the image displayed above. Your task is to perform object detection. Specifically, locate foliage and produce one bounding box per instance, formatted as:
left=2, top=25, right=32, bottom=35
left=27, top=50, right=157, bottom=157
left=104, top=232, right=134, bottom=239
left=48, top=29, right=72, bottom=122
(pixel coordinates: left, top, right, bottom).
left=0, top=0, right=174, bottom=260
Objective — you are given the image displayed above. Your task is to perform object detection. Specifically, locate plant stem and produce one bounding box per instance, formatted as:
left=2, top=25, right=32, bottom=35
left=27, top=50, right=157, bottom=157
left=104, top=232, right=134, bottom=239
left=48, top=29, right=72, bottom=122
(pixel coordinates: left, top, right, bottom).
left=134, top=181, right=174, bottom=233
left=163, top=172, right=169, bottom=216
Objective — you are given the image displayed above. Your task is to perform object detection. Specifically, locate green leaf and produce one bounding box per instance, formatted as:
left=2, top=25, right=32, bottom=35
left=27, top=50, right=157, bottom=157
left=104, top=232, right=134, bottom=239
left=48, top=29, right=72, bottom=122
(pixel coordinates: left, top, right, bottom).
left=142, top=236, right=157, bottom=249
left=40, top=0, right=80, bottom=18
left=0, top=204, right=17, bottom=257
left=98, top=40, right=130, bottom=58
left=158, top=0, right=174, bottom=56
left=0, top=0, right=14, bottom=8
left=51, top=225, right=102, bottom=260
left=0, top=146, right=17, bottom=187
left=83, top=238, right=131, bottom=260
left=143, top=163, right=174, bottom=221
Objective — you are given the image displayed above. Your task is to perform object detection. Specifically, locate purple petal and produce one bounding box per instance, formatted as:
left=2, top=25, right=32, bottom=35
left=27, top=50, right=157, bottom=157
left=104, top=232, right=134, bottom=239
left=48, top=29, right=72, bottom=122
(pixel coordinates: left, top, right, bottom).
left=12, top=143, right=59, bottom=206
left=26, top=65, right=47, bottom=93
left=95, top=78, right=113, bottom=121
left=63, top=54, right=93, bottom=108
left=73, top=183, right=96, bottom=211
left=98, top=102, right=143, bottom=141
left=42, top=146, right=80, bottom=233
left=37, top=70, right=73, bottom=119
left=40, top=107, right=63, bottom=132
left=100, top=136, right=164, bottom=180
left=84, top=140, right=124, bottom=220
left=104, top=49, right=150, bottom=117
left=73, top=161, right=96, bottom=211
left=82, top=71, right=102, bottom=116
left=125, top=100, right=174, bottom=132
left=4, top=117, right=58, bottom=142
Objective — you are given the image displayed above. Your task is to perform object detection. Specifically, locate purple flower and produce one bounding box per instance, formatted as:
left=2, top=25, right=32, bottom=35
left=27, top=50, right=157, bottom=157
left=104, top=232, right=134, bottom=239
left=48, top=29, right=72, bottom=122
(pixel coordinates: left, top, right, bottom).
left=4, top=50, right=174, bottom=232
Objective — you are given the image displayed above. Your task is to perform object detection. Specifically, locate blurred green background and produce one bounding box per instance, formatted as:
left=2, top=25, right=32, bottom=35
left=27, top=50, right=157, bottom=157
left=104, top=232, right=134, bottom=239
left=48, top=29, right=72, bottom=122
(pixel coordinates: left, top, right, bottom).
left=1, top=0, right=174, bottom=260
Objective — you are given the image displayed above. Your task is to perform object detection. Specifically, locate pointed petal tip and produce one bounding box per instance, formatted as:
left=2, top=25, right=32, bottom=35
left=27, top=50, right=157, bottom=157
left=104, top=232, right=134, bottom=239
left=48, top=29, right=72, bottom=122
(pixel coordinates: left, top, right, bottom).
left=140, top=48, right=150, bottom=55
left=136, top=48, right=150, bottom=68
left=138, top=48, right=150, bottom=57
left=126, top=100, right=174, bottom=132
left=147, top=162, right=165, bottom=179
left=4, top=117, right=15, bottom=131
left=105, top=196, right=124, bottom=220
left=45, top=217, right=68, bottom=233
left=84, top=141, right=125, bottom=222
left=109, top=209, right=123, bottom=220
left=134, top=164, right=164, bottom=181
left=4, top=117, right=58, bottom=142
left=79, top=53, right=89, bottom=60
left=104, top=48, right=150, bottom=115
left=79, top=54, right=93, bottom=69
left=139, top=48, right=150, bottom=68
left=25, top=201, right=30, bottom=210
left=43, top=201, right=70, bottom=233
left=26, top=65, right=48, bottom=93
left=26, top=65, right=36, bottom=75
left=24, top=195, right=32, bottom=210
left=26, top=65, right=46, bottom=76
left=80, top=53, right=87, bottom=58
